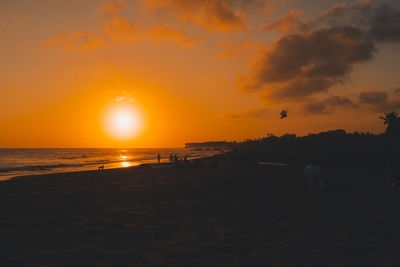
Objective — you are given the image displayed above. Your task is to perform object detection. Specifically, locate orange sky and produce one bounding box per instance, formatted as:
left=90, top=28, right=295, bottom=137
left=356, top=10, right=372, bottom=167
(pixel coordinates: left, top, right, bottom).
left=1, top=0, right=400, bottom=148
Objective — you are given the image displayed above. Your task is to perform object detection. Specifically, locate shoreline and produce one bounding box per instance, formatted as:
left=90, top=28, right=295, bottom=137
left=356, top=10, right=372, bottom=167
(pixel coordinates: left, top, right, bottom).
left=0, top=152, right=221, bottom=181
left=5, top=162, right=172, bottom=182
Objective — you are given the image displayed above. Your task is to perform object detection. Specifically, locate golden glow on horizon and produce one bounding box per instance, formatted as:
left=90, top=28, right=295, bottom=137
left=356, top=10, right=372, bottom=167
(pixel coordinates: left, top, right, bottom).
left=0, top=1, right=398, bottom=149
left=104, top=104, right=143, bottom=141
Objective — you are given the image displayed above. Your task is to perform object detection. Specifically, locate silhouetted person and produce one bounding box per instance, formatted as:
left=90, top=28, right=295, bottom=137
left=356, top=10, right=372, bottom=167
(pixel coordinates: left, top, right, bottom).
left=174, top=154, right=178, bottom=163
left=169, top=154, right=173, bottom=164
left=280, top=110, right=288, bottom=119
left=157, top=153, right=161, bottom=164
left=304, top=162, right=326, bottom=192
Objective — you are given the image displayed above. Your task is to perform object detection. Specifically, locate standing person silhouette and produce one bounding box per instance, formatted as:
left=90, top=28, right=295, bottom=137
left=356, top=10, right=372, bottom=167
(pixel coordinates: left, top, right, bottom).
left=304, top=161, right=326, bottom=192
left=157, top=153, right=161, bottom=164
left=174, top=154, right=178, bottom=163
left=169, top=154, right=173, bottom=164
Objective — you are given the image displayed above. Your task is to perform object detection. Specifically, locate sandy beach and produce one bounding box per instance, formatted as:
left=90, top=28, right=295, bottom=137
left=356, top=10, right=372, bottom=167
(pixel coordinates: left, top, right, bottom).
left=1, top=162, right=400, bottom=266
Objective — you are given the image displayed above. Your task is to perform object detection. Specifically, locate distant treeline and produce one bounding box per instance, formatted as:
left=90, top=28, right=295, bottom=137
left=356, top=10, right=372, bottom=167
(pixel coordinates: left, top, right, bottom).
left=190, top=112, right=400, bottom=170
left=185, top=141, right=236, bottom=149
left=202, top=129, right=400, bottom=170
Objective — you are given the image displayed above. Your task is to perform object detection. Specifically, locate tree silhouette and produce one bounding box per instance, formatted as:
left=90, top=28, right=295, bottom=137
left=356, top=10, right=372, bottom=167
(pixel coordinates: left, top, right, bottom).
left=380, top=111, right=400, bottom=136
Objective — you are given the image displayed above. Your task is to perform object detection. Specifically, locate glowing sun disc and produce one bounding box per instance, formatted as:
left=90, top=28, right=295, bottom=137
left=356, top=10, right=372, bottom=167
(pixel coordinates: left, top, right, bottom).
left=105, top=105, right=142, bottom=140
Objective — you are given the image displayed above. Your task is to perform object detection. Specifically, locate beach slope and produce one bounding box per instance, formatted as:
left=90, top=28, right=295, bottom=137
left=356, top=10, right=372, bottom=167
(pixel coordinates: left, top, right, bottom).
left=1, top=164, right=400, bottom=266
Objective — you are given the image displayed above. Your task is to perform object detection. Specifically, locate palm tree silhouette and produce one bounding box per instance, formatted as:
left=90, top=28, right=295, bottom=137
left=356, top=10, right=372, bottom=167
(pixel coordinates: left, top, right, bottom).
left=380, top=111, right=400, bottom=136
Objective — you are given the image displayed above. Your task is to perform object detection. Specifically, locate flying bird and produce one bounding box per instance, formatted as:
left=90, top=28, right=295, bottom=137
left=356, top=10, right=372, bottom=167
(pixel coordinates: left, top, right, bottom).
left=280, top=110, right=288, bottom=119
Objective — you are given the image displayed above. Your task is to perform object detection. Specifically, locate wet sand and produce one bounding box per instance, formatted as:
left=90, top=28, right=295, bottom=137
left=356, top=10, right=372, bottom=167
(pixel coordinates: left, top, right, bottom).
left=1, top=163, right=400, bottom=266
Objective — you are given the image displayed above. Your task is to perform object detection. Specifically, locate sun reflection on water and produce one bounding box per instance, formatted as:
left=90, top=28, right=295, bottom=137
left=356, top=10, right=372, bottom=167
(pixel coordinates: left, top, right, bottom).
left=121, top=161, right=131, bottom=168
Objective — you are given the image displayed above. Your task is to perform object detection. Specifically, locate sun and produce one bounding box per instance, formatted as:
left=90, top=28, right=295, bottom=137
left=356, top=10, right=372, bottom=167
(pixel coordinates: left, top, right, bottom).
left=104, top=105, right=142, bottom=140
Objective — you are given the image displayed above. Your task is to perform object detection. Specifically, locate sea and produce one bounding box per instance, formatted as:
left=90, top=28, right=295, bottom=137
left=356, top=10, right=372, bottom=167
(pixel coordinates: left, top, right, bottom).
left=0, top=148, right=221, bottom=181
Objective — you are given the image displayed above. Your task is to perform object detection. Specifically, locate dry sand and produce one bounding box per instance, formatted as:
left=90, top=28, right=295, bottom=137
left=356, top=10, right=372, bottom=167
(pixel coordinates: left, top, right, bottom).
left=1, top=163, right=400, bottom=266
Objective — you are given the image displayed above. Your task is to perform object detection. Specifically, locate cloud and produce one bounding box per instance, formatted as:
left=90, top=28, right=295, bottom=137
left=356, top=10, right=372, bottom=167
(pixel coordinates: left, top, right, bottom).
left=304, top=102, right=328, bottom=114
left=104, top=16, right=143, bottom=43
left=313, top=1, right=400, bottom=44
left=261, top=9, right=308, bottom=33
left=105, top=18, right=194, bottom=46
left=233, top=95, right=359, bottom=117
left=359, top=91, right=388, bottom=105
left=138, top=0, right=258, bottom=31
left=44, top=30, right=106, bottom=51
left=238, top=0, right=400, bottom=105
left=99, top=1, right=143, bottom=43
left=358, top=91, right=400, bottom=112
left=325, top=95, right=358, bottom=108
left=313, top=1, right=373, bottom=30
left=268, top=78, right=335, bottom=101
left=304, top=96, right=358, bottom=114
left=100, top=0, right=194, bottom=46
left=369, top=4, right=400, bottom=43
left=98, top=0, right=125, bottom=16
left=115, top=93, right=135, bottom=103
left=216, top=39, right=262, bottom=59
left=146, top=24, right=195, bottom=47
left=238, top=26, right=375, bottom=99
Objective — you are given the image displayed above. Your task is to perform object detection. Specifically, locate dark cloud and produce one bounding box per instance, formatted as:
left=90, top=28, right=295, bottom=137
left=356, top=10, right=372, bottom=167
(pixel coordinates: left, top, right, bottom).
left=238, top=0, right=400, bottom=105
left=369, top=4, right=400, bottom=42
left=314, top=1, right=400, bottom=44
left=359, top=91, right=400, bottom=112
left=305, top=102, right=328, bottom=114
left=269, top=78, right=334, bottom=100
left=304, top=95, right=358, bottom=114
left=359, top=91, right=388, bottom=104
left=325, top=95, right=359, bottom=108
left=314, top=1, right=373, bottom=30
left=261, top=9, right=309, bottom=34
left=238, top=26, right=375, bottom=98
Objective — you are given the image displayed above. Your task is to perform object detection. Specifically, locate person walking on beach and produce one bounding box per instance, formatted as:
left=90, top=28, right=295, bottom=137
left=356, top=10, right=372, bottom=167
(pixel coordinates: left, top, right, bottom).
left=157, top=153, right=161, bottom=164
left=174, top=154, right=178, bottom=163
left=169, top=154, right=173, bottom=164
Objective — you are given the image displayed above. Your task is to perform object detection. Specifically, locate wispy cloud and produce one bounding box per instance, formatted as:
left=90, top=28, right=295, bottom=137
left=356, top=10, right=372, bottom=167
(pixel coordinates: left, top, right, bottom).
left=216, top=39, right=263, bottom=59
left=115, top=93, right=135, bottom=103
left=137, top=0, right=267, bottom=31
left=104, top=16, right=144, bottom=43
left=146, top=24, right=195, bottom=47
left=261, top=9, right=308, bottom=34
left=100, top=0, right=195, bottom=46
left=98, top=0, right=125, bottom=16
left=44, top=30, right=106, bottom=51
